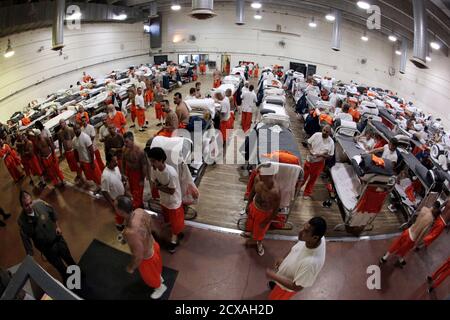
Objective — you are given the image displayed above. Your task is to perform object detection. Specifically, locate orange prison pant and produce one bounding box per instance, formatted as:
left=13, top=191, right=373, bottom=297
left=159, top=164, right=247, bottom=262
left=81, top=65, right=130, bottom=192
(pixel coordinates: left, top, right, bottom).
left=302, top=160, right=325, bottom=197
left=246, top=201, right=272, bottom=241
left=139, top=242, right=163, bottom=289
left=161, top=205, right=185, bottom=236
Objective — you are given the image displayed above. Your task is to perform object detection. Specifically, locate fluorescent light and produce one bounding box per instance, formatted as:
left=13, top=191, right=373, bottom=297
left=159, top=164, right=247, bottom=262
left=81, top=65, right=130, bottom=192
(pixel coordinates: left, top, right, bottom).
left=325, top=14, right=335, bottom=22
left=144, top=25, right=150, bottom=32
left=395, top=50, right=402, bottom=56
left=66, top=12, right=81, bottom=20
left=171, top=4, right=181, bottom=11
left=361, top=35, right=369, bottom=41
left=309, top=17, right=317, bottom=28
left=4, top=50, right=14, bottom=58
left=251, top=2, right=262, bottom=9
left=357, top=1, right=371, bottom=10
left=389, top=35, right=397, bottom=42
left=4, top=39, right=14, bottom=58
left=254, top=14, right=262, bottom=20
left=113, top=13, right=127, bottom=20
left=430, top=41, right=441, bottom=50
left=426, top=56, right=431, bottom=62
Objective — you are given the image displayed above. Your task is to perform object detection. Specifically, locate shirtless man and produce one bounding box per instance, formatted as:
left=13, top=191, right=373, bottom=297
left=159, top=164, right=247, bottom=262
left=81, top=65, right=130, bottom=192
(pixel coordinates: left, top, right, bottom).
left=57, top=120, right=82, bottom=182
left=242, top=163, right=281, bottom=256
left=16, top=133, right=46, bottom=188
left=35, top=128, right=65, bottom=187
left=104, top=123, right=125, bottom=171
left=116, top=195, right=167, bottom=299
left=122, top=132, right=147, bottom=209
left=156, top=100, right=178, bottom=138
left=173, top=92, right=190, bottom=129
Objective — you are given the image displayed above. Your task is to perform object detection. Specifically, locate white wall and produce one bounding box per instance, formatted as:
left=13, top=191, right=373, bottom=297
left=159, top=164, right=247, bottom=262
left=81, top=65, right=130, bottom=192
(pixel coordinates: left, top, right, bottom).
left=158, top=5, right=450, bottom=126
left=0, top=22, right=150, bottom=121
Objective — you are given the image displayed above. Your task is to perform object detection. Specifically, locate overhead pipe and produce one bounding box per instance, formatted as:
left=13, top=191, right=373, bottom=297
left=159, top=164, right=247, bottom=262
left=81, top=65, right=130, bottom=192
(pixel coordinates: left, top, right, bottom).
left=399, top=38, right=408, bottom=74
left=52, top=0, right=65, bottom=50
left=331, top=10, right=341, bottom=51
left=410, top=0, right=428, bottom=69
left=235, top=0, right=245, bottom=25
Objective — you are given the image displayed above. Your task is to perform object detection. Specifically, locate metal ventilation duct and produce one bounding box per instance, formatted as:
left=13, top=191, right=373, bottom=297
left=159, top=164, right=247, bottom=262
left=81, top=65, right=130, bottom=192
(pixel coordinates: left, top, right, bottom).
left=399, top=38, right=408, bottom=74
left=190, top=0, right=217, bottom=20
left=52, top=0, right=65, bottom=51
left=410, top=0, right=429, bottom=69
left=236, top=0, right=245, bottom=25
left=331, top=10, right=341, bottom=51
left=149, top=1, right=158, bottom=18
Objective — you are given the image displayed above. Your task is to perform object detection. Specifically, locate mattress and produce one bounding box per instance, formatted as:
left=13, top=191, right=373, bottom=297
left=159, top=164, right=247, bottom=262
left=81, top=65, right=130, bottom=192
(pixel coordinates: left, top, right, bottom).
left=211, top=84, right=236, bottom=96
left=263, top=95, right=285, bottom=106
left=185, top=98, right=216, bottom=119
left=399, top=150, right=433, bottom=189
left=44, top=110, right=76, bottom=131
left=336, top=136, right=365, bottom=159
left=370, top=120, right=395, bottom=141
left=331, top=163, right=361, bottom=211
left=243, top=124, right=301, bottom=164
left=260, top=103, right=288, bottom=117
left=378, top=107, right=397, bottom=124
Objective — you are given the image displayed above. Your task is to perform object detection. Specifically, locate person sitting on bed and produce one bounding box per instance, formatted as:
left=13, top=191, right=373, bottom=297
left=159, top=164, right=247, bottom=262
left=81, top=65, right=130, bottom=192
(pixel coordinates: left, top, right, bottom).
left=367, top=138, right=399, bottom=166
left=335, top=104, right=353, bottom=122
left=355, top=130, right=376, bottom=152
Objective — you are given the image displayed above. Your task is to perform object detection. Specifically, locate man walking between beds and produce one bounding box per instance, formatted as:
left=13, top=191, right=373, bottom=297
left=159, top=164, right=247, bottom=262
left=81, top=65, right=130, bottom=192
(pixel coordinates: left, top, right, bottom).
left=301, top=125, right=334, bottom=200
left=380, top=202, right=441, bottom=268
left=241, top=163, right=280, bottom=256
left=116, top=195, right=167, bottom=299
left=146, top=147, right=185, bottom=254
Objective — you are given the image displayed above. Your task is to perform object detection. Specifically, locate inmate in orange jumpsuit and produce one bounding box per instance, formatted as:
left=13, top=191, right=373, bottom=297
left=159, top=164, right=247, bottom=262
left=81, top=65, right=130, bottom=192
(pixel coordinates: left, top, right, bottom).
left=0, top=144, right=23, bottom=182
left=125, top=167, right=144, bottom=209
left=41, top=153, right=64, bottom=185
left=161, top=205, right=185, bottom=236
left=138, top=242, right=163, bottom=289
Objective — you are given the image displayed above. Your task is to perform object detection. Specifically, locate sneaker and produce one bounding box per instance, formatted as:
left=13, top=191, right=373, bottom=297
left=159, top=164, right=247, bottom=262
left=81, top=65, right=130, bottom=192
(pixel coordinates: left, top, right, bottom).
left=139, top=128, right=146, bottom=132
left=168, top=242, right=178, bottom=254
left=240, top=232, right=251, bottom=239
left=156, top=123, right=163, bottom=127
left=303, top=196, right=312, bottom=200
left=129, top=124, right=136, bottom=128
left=379, top=257, right=387, bottom=265
left=143, top=125, right=149, bottom=129
left=426, top=276, right=433, bottom=284
left=428, top=287, right=434, bottom=294
left=150, top=283, right=167, bottom=299
left=322, top=200, right=332, bottom=208
left=117, top=233, right=126, bottom=244
left=394, top=259, right=406, bottom=268
left=115, top=224, right=125, bottom=232
left=0, top=220, right=5, bottom=227
left=38, top=181, right=47, bottom=189
left=256, top=244, right=265, bottom=256
left=388, top=204, right=397, bottom=213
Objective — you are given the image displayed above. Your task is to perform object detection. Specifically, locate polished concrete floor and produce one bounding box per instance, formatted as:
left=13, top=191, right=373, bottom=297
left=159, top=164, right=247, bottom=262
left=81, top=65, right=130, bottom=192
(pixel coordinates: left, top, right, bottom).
left=0, top=164, right=448, bottom=300
left=0, top=75, right=448, bottom=300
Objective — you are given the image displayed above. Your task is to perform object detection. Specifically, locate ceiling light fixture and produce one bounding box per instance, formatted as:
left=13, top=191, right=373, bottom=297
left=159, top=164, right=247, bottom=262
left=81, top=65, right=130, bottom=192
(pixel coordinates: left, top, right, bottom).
left=395, top=50, right=402, bottom=56
left=426, top=56, right=431, bottom=62
left=357, top=1, right=371, bottom=10
left=4, top=39, right=14, bottom=58
left=430, top=41, right=441, bottom=50
left=254, top=11, right=262, bottom=20
left=361, top=31, right=369, bottom=42
left=171, top=4, right=181, bottom=11
left=309, top=17, right=317, bottom=28
left=389, top=35, right=397, bottom=42
left=325, top=13, right=335, bottom=22
left=113, top=13, right=127, bottom=20
left=251, top=2, right=262, bottom=9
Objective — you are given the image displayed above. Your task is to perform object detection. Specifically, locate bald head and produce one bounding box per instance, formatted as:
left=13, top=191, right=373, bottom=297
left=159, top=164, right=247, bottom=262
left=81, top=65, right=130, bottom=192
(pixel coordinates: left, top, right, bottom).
left=322, top=125, right=332, bottom=139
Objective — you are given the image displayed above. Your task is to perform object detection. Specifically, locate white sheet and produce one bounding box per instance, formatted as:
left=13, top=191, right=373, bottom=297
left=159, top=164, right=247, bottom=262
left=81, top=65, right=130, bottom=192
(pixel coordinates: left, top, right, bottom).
left=331, top=163, right=361, bottom=211
left=44, top=110, right=76, bottom=130
left=185, top=98, right=216, bottom=119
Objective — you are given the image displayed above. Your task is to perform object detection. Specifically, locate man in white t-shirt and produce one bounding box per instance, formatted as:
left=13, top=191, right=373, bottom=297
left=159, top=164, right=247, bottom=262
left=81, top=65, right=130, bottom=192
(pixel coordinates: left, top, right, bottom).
left=101, top=154, right=127, bottom=232
left=335, top=104, right=353, bottom=122
left=135, top=87, right=147, bottom=132
left=73, top=123, right=102, bottom=190
left=146, top=147, right=184, bottom=254
left=369, top=138, right=399, bottom=166
left=301, top=126, right=335, bottom=200
left=240, top=85, right=257, bottom=132
left=215, top=92, right=231, bottom=143
left=81, top=116, right=105, bottom=171
left=266, top=217, right=327, bottom=300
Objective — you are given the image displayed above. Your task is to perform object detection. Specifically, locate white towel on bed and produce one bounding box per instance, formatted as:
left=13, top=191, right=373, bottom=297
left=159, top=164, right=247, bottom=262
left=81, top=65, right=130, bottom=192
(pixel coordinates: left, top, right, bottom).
left=273, top=162, right=302, bottom=208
